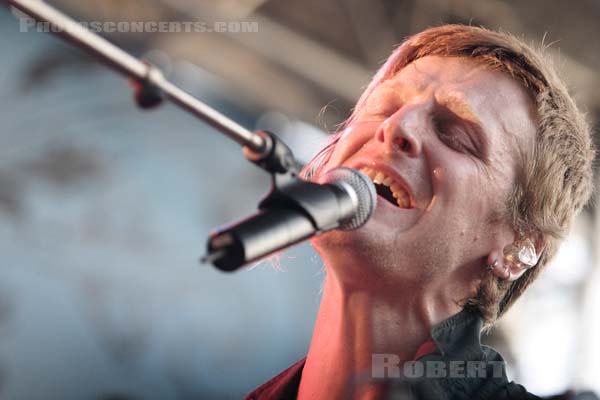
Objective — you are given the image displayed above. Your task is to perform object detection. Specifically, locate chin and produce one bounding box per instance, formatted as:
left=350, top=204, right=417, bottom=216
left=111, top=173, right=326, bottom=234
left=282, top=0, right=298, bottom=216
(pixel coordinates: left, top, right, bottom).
left=312, top=224, right=376, bottom=252
left=310, top=227, right=407, bottom=276
left=311, top=205, right=413, bottom=256
left=310, top=221, right=445, bottom=288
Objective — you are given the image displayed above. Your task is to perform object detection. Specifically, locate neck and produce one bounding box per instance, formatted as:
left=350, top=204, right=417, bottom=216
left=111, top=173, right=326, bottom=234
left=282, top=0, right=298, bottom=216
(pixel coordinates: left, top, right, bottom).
left=297, top=266, right=465, bottom=400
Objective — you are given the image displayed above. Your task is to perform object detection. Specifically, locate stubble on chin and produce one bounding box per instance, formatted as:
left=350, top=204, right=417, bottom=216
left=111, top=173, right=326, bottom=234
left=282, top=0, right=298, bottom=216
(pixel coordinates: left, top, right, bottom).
left=311, top=229, right=409, bottom=272
left=311, top=228, right=454, bottom=286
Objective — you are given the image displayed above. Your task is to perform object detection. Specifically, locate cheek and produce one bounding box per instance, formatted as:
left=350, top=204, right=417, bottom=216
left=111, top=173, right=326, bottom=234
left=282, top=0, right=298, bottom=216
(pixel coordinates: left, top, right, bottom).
left=431, top=158, right=493, bottom=222
left=325, top=122, right=378, bottom=168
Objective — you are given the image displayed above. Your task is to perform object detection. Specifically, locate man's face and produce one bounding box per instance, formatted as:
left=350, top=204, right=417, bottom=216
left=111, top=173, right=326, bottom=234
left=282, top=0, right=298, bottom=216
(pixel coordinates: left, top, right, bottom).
left=312, top=56, right=537, bottom=284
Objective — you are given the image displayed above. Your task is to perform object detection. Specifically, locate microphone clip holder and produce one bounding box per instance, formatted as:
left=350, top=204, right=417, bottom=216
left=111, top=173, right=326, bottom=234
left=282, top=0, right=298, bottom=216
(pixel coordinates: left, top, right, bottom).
left=204, top=137, right=345, bottom=271
left=129, top=64, right=165, bottom=110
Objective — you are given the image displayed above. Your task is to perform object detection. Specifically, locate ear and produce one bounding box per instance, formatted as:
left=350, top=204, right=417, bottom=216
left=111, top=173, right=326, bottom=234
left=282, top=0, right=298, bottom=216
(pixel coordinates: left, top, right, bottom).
left=486, top=231, right=545, bottom=282
left=485, top=229, right=517, bottom=281
left=527, top=230, right=546, bottom=261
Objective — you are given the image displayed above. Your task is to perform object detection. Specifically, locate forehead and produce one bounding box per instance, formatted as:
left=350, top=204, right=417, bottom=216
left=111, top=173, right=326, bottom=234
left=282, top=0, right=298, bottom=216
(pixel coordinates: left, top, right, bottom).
left=366, top=56, right=537, bottom=151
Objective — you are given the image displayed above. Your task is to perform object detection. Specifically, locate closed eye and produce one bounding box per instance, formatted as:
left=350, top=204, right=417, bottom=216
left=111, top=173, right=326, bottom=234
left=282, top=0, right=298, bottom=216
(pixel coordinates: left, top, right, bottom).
left=438, top=129, right=465, bottom=150
left=363, top=90, right=403, bottom=120
left=433, top=101, right=488, bottom=160
left=433, top=112, right=482, bottom=158
left=435, top=122, right=479, bottom=157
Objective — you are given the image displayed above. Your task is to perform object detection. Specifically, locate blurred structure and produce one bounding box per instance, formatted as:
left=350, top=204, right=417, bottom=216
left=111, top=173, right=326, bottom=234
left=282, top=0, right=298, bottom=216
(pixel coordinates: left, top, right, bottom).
left=0, top=1, right=599, bottom=399
left=34, top=0, right=600, bottom=128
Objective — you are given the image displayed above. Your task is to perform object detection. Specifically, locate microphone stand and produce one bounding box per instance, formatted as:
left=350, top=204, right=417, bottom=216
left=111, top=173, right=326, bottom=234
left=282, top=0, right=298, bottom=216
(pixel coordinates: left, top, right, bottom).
left=6, top=0, right=273, bottom=163
left=5, top=0, right=335, bottom=271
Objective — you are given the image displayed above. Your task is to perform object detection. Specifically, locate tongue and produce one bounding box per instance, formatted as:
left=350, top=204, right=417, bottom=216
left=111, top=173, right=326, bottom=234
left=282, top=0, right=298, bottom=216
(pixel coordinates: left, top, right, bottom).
left=374, top=183, right=398, bottom=207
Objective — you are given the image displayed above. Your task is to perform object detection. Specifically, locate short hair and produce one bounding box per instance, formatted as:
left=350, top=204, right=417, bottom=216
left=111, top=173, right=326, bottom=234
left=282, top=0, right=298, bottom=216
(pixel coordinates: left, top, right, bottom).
left=304, top=25, right=595, bottom=326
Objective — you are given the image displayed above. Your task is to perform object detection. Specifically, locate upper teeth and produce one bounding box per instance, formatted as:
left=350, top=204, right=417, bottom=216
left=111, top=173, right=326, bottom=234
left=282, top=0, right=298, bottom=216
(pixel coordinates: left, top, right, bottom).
left=360, top=167, right=412, bottom=209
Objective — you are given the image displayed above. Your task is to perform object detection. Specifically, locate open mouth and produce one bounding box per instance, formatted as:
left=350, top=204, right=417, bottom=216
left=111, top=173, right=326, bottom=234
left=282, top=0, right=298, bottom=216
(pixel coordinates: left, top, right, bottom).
left=359, top=167, right=413, bottom=209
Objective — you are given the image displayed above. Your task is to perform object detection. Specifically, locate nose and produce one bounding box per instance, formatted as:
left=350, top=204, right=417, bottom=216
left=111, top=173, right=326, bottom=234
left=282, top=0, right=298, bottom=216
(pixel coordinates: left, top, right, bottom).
left=374, top=103, right=425, bottom=157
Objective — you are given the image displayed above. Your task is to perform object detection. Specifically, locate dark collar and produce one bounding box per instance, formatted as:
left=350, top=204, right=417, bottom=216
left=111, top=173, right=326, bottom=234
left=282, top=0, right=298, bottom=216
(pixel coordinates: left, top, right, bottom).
left=244, top=309, right=532, bottom=400
left=429, top=307, right=485, bottom=361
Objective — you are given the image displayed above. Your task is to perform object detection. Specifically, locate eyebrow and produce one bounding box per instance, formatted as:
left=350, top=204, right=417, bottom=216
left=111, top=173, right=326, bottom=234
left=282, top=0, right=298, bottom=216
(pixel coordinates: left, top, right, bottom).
left=364, top=87, right=400, bottom=111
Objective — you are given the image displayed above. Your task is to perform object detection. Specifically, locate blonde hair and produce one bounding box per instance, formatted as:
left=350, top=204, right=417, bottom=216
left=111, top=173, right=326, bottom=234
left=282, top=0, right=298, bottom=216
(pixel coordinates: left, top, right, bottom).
left=305, top=25, right=596, bottom=326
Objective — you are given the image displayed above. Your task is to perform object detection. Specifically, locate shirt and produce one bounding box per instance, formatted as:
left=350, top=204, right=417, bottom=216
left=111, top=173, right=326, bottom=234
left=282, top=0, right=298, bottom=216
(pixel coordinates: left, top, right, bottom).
left=244, top=308, right=541, bottom=400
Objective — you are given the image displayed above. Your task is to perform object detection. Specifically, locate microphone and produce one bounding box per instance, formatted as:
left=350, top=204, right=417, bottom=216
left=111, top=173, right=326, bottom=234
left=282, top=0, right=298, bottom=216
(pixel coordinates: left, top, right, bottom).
left=204, top=167, right=377, bottom=271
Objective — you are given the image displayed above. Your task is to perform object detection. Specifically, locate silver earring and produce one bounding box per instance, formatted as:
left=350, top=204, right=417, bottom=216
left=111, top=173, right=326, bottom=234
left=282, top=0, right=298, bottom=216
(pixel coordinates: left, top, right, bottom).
left=503, top=264, right=512, bottom=280
left=485, top=260, right=511, bottom=280
left=486, top=260, right=498, bottom=273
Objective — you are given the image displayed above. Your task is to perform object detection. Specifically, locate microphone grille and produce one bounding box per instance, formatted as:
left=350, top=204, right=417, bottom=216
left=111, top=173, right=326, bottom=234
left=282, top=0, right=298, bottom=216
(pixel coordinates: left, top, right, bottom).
left=322, top=167, right=377, bottom=230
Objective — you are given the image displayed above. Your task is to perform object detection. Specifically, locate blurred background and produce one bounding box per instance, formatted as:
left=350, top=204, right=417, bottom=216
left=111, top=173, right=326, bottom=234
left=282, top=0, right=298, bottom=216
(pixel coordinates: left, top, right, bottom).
left=1, top=1, right=599, bottom=399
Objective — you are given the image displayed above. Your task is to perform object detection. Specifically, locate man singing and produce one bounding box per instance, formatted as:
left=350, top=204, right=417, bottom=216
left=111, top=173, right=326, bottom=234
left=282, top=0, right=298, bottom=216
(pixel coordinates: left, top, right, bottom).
left=245, top=25, right=595, bottom=400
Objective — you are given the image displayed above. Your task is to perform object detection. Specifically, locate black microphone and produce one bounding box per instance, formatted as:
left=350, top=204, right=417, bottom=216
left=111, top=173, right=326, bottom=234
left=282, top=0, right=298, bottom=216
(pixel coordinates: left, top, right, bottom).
left=204, top=167, right=377, bottom=271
